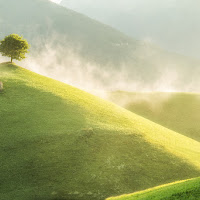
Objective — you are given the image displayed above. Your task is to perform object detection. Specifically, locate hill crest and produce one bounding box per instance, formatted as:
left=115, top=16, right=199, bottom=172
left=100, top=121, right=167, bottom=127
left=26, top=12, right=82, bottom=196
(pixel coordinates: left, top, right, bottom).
left=0, top=63, right=200, bottom=200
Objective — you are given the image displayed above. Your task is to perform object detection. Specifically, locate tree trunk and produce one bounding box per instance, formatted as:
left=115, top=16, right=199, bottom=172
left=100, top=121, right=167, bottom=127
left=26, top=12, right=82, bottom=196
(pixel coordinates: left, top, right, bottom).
left=11, top=57, right=12, bottom=63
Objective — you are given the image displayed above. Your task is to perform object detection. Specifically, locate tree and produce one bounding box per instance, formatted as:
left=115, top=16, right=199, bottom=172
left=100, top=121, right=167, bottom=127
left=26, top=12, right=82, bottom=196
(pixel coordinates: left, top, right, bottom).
left=0, top=34, right=30, bottom=63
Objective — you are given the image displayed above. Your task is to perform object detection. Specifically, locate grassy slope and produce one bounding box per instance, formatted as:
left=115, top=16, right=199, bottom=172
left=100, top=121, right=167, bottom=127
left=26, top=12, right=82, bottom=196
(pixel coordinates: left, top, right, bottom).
left=106, top=177, right=200, bottom=200
left=108, top=92, right=200, bottom=142
left=0, top=63, right=200, bottom=200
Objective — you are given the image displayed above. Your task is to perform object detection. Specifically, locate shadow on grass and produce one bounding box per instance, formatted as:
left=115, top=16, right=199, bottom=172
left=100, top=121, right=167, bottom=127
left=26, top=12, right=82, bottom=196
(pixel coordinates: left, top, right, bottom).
left=1, top=66, right=200, bottom=200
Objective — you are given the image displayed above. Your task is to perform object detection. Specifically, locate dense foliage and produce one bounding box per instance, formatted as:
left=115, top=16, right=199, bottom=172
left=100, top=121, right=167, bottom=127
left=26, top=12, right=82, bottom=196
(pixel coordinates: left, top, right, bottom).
left=0, top=34, right=30, bottom=62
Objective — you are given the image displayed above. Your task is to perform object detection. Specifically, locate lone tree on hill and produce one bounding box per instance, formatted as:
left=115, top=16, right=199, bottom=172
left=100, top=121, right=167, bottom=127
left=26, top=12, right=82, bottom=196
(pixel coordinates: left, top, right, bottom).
left=0, top=34, right=30, bottom=63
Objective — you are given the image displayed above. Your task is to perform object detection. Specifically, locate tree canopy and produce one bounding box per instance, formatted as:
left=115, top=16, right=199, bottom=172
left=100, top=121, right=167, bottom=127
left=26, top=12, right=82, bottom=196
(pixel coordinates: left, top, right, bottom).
left=0, top=34, right=30, bottom=63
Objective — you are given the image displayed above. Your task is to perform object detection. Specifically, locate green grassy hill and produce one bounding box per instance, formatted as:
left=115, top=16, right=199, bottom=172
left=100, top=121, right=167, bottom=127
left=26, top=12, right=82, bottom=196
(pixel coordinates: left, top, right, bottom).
left=1, top=0, right=200, bottom=91
left=1, top=63, right=200, bottom=200
left=106, top=177, right=200, bottom=200
left=108, top=92, right=200, bottom=142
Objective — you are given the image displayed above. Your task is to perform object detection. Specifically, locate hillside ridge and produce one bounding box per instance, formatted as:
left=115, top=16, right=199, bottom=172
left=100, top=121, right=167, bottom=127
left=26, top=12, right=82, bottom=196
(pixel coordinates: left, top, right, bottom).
left=106, top=177, right=200, bottom=200
left=0, top=63, right=200, bottom=200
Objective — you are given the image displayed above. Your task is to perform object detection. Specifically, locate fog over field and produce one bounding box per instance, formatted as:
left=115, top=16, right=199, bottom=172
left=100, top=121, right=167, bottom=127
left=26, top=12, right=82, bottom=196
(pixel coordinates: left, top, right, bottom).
left=1, top=0, right=200, bottom=95
left=1, top=1, right=200, bottom=200
left=20, top=44, right=200, bottom=96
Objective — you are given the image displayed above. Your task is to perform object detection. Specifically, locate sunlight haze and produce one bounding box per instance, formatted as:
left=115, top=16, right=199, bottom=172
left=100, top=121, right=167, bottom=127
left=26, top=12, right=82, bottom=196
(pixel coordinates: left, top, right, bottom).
left=50, top=0, right=62, bottom=4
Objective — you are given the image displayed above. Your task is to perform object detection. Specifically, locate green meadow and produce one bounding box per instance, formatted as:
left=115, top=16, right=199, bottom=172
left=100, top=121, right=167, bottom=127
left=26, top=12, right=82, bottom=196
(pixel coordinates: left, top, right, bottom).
left=1, top=63, right=200, bottom=200
left=1, top=0, right=200, bottom=199
left=108, top=91, right=200, bottom=142
left=106, top=177, right=200, bottom=200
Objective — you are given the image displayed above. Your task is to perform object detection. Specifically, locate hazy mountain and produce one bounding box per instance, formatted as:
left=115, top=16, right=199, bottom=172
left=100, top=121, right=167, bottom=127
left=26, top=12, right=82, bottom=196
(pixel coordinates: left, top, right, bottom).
left=62, top=0, right=200, bottom=59
left=0, top=0, right=200, bottom=92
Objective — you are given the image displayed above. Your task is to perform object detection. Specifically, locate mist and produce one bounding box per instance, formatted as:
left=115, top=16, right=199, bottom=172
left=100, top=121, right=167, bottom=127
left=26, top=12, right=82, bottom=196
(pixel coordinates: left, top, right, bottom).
left=62, top=0, right=200, bottom=59
left=50, top=0, right=62, bottom=3
left=1, top=0, right=200, bottom=100
left=11, top=38, right=200, bottom=99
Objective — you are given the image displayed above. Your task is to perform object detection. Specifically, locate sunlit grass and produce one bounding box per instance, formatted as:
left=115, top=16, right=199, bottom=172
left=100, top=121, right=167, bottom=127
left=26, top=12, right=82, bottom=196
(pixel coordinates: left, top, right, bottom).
left=0, top=63, right=200, bottom=200
left=106, top=177, right=200, bottom=200
left=108, top=91, right=200, bottom=142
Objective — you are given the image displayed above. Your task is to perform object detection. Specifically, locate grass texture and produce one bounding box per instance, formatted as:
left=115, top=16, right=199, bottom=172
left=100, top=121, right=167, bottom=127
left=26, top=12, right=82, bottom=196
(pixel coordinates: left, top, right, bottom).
left=106, top=177, right=200, bottom=200
left=108, top=91, right=200, bottom=142
left=0, top=63, right=200, bottom=200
